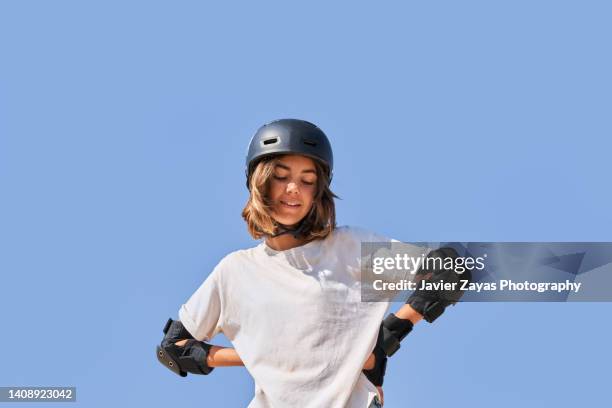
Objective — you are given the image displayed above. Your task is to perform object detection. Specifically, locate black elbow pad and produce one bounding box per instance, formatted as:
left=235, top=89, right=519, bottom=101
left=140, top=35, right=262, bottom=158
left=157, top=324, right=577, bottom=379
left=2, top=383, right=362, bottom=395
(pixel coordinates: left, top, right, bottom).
left=156, top=318, right=214, bottom=377
left=406, top=247, right=472, bottom=323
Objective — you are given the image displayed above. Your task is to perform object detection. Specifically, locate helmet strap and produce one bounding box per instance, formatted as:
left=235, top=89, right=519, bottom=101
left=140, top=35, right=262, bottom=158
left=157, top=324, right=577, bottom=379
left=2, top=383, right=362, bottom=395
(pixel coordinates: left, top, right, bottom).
left=271, top=206, right=316, bottom=239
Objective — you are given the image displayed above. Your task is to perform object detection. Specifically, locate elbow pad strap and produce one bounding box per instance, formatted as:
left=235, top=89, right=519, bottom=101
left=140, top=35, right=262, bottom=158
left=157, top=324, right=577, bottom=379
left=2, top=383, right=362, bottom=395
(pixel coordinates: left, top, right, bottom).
left=163, top=317, right=194, bottom=341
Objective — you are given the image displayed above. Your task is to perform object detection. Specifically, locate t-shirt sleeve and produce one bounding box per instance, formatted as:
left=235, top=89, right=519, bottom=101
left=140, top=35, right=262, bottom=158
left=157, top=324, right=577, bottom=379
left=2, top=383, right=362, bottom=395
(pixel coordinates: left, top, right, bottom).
left=178, top=264, right=224, bottom=342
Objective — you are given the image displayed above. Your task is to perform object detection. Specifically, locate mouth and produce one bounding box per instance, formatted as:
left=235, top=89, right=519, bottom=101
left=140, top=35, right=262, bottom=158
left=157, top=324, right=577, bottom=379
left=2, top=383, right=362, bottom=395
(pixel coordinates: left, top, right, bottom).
left=279, top=200, right=302, bottom=208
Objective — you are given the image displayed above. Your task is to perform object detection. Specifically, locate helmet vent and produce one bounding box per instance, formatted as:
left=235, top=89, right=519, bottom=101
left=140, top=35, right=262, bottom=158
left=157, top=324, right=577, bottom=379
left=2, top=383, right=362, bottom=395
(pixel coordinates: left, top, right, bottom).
left=262, top=138, right=278, bottom=146
left=303, top=139, right=317, bottom=147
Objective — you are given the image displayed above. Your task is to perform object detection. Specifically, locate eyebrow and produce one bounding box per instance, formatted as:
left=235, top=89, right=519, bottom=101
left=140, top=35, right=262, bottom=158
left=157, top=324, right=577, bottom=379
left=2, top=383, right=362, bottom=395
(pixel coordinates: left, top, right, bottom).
left=275, top=163, right=317, bottom=174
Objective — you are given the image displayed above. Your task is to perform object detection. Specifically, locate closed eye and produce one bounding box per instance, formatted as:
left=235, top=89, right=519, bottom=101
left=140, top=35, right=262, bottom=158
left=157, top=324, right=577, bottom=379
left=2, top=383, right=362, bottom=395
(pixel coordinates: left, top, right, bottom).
left=273, top=175, right=314, bottom=185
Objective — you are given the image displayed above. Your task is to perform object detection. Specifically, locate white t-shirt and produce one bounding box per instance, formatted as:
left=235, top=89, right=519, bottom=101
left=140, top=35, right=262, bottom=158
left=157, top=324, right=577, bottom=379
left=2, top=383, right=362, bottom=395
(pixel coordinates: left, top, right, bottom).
left=178, top=226, right=399, bottom=408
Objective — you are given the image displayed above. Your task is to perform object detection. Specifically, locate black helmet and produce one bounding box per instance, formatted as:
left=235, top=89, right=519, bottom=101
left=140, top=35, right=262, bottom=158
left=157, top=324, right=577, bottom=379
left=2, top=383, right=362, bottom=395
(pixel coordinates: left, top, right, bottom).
left=245, top=119, right=333, bottom=188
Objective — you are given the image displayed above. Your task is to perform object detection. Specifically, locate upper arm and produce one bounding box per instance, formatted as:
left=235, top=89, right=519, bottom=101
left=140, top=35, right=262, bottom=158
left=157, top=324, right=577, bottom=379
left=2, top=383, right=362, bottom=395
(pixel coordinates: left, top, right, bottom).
left=178, top=263, right=225, bottom=342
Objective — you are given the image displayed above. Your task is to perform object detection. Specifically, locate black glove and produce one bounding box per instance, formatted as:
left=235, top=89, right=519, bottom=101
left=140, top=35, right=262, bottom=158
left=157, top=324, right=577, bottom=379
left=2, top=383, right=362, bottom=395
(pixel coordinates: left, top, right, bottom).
left=156, top=318, right=214, bottom=377
left=406, top=247, right=472, bottom=323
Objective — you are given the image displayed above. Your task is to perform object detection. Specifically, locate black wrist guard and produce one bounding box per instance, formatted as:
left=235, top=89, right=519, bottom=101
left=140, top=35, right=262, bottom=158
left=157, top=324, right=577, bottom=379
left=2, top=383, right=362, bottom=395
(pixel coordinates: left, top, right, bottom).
left=379, top=313, right=414, bottom=357
left=363, top=324, right=387, bottom=387
left=363, top=345, right=387, bottom=386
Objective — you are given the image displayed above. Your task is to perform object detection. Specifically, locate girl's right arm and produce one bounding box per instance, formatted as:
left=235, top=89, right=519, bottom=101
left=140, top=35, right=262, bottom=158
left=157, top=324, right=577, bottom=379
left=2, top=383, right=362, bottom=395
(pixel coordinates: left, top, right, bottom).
left=206, top=346, right=244, bottom=367
left=174, top=340, right=244, bottom=367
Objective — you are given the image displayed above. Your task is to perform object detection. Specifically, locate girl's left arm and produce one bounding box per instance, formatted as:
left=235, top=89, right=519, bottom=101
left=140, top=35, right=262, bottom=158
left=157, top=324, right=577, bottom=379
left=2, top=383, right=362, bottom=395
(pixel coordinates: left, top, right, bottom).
left=363, top=304, right=423, bottom=370
left=393, top=304, right=423, bottom=324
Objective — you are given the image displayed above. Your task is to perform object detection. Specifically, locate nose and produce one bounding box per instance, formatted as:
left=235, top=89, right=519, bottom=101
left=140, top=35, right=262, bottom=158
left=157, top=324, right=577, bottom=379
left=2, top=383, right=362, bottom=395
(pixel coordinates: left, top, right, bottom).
left=286, top=182, right=299, bottom=195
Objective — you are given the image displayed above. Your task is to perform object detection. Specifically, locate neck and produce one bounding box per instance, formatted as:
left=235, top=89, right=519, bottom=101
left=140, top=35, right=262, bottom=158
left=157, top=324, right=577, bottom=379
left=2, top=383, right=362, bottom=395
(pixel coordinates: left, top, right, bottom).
left=265, top=233, right=311, bottom=251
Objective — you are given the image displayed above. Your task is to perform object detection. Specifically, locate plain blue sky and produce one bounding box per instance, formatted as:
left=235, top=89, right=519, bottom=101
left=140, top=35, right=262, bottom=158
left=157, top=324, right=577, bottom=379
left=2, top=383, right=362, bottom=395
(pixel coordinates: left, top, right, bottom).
left=1, top=1, right=611, bottom=407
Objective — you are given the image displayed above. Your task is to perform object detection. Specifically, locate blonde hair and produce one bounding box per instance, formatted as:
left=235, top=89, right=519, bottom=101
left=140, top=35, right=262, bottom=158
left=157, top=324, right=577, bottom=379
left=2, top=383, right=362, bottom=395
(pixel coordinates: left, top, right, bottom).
left=242, top=156, right=337, bottom=240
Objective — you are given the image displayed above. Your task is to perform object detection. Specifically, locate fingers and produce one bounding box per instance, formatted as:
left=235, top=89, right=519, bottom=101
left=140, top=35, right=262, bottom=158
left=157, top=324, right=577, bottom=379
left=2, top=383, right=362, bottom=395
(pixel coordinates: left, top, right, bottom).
left=174, top=339, right=188, bottom=347
left=376, top=386, right=384, bottom=405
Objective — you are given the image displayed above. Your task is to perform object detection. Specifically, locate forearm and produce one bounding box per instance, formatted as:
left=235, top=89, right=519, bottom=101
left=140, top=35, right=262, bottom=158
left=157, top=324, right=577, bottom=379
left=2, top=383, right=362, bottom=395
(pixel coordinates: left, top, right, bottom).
left=173, top=340, right=244, bottom=367
left=207, top=346, right=244, bottom=367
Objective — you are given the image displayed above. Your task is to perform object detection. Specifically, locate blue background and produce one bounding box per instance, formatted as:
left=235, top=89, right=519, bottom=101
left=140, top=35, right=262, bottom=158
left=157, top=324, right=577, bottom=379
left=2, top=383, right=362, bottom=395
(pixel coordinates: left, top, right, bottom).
left=1, top=1, right=611, bottom=407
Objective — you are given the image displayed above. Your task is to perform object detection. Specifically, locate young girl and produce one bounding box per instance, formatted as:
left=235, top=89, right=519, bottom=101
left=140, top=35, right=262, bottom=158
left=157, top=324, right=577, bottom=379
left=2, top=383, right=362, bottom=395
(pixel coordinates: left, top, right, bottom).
left=157, top=119, right=436, bottom=408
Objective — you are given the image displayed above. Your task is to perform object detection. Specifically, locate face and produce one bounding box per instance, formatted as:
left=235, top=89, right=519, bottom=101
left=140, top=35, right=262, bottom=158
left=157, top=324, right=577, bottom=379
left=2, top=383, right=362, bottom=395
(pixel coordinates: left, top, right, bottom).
left=268, top=155, right=318, bottom=227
